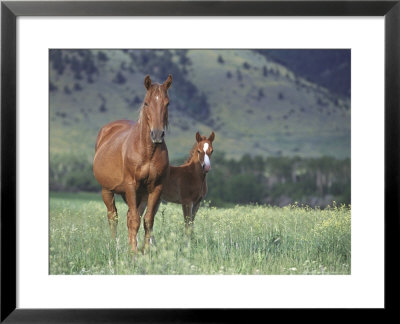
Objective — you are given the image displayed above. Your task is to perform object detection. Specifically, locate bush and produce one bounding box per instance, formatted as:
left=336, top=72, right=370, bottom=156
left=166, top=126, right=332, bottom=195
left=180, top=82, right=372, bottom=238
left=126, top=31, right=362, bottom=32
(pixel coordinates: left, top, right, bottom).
left=113, top=71, right=126, bottom=84
left=243, top=62, right=251, bottom=69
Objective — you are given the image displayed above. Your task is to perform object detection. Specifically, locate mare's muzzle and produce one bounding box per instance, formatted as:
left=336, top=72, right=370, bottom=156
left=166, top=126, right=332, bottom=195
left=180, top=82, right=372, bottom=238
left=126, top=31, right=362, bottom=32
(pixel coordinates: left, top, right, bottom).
left=150, top=129, right=165, bottom=144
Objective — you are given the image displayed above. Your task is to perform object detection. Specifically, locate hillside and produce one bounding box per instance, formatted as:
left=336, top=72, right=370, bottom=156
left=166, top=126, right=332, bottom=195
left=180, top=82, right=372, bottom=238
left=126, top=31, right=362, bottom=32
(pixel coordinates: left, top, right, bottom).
left=49, top=49, right=351, bottom=162
left=258, top=49, right=351, bottom=97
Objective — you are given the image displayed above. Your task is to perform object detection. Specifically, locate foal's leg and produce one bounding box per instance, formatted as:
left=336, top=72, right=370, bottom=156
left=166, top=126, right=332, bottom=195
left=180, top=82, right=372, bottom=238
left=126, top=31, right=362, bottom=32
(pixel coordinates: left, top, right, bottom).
left=143, top=186, right=162, bottom=251
left=182, top=202, right=194, bottom=236
left=188, top=200, right=201, bottom=234
left=102, top=188, right=118, bottom=239
left=191, top=200, right=201, bottom=223
left=125, top=184, right=140, bottom=253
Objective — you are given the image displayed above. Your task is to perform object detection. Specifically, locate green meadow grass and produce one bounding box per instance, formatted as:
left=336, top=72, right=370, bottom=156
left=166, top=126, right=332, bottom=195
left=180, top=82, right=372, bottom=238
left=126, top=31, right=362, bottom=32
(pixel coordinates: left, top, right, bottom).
left=49, top=192, right=351, bottom=275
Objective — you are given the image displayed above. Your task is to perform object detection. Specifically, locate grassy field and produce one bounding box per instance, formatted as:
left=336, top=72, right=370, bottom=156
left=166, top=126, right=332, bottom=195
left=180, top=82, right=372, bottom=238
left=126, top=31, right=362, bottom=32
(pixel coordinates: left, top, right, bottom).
left=49, top=192, right=351, bottom=275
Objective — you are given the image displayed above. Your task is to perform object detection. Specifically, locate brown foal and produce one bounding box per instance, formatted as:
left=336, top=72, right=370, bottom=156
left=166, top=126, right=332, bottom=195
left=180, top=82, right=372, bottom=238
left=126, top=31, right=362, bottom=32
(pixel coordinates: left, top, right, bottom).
left=139, top=131, right=215, bottom=234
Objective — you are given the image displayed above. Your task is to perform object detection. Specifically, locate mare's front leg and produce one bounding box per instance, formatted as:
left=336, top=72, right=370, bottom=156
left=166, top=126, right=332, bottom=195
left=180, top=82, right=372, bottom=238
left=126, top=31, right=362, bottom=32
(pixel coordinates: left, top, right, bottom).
left=125, top=184, right=141, bottom=253
left=143, top=186, right=162, bottom=251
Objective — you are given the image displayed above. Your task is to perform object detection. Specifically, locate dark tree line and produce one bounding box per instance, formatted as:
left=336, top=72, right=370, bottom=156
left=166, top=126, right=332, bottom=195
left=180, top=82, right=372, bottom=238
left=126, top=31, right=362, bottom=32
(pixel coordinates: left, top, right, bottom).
left=50, top=152, right=350, bottom=208
left=205, top=153, right=350, bottom=207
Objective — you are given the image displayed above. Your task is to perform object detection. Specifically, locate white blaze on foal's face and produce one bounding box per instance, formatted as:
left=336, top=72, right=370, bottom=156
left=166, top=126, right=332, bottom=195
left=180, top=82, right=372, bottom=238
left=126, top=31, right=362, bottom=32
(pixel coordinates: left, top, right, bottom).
left=203, top=142, right=209, bottom=152
left=202, top=142, right=211, bottom=172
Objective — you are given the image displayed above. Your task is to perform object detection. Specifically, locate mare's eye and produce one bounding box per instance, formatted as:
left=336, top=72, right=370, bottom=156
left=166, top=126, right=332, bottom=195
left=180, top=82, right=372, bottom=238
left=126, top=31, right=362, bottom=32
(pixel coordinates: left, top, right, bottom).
left=144, top=102, right=149, bottom=106
left=197, top=150, right=201, bottom=154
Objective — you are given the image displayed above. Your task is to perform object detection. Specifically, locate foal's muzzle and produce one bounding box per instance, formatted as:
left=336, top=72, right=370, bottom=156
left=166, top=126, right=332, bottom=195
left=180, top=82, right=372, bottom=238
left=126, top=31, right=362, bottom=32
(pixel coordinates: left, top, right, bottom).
left=202, top=154, right=211, bottom=173
left=150, top=129, right=165, bottom=144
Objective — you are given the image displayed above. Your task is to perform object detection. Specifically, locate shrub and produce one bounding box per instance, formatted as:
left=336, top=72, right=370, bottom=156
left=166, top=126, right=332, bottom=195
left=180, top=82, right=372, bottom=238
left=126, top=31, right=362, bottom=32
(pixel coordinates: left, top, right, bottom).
left=49, top=82, right=58, bottom=92
left=243, top=62, right=251, bottom=69
left=97, top=51, right=109, bottom=62
left=113, top=71, right=126, bottom=84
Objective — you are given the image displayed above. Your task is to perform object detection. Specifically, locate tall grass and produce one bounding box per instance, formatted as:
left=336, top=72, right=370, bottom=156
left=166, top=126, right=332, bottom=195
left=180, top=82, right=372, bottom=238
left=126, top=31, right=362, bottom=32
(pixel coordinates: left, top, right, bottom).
left=49, top=193, right=350, bottom=275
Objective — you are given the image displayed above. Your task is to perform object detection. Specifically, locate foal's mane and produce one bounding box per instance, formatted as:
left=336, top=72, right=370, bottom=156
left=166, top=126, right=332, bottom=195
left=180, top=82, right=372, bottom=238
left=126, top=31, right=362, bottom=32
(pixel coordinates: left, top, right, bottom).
left=184, top=142, right=198, bottom=164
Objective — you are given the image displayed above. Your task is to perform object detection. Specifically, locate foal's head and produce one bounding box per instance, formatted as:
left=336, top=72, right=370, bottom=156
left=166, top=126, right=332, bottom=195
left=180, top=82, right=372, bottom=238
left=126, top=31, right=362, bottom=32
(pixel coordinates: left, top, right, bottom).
left=195, top=131, right=215, bottom=173
left=141, top=74, right=172, bottom=144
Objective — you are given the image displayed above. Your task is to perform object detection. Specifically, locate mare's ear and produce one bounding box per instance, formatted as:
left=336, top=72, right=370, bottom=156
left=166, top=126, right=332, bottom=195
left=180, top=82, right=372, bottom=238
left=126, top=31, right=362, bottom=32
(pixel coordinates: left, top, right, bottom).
left=208, top=131, right=215, bottom=142
left=144, top=75, right=152, bottom=90
left=163, top=74, right=173, bottom=89
left=196, top=131, right=202, bottom=143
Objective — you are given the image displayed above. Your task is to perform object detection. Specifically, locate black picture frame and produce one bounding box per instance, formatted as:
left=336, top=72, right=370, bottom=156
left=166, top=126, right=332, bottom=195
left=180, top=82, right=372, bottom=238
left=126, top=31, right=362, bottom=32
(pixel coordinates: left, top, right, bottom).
left=1, top=0, right=399, bottom=322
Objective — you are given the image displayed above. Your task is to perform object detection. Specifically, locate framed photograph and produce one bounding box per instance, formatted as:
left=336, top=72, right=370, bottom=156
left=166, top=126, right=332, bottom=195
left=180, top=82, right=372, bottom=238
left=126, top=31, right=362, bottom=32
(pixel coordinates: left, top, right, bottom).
left=1, top=0, right=399, bottom=322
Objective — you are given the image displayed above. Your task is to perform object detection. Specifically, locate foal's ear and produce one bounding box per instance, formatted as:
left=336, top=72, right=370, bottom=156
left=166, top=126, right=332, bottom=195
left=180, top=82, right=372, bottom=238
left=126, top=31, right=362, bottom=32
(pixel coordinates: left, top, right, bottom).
left=196, top=131, right=202, bottom=143
left=144, top=75, right=152, bottom=90
left=208, top=131, right=215, bottom=142
left=163, top=74, right=173, bottom=90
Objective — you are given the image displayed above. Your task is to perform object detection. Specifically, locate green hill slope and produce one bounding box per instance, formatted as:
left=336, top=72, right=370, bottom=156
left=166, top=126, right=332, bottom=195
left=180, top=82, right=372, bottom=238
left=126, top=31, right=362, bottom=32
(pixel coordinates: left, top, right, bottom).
left=49, top=49, right=350, bottom=162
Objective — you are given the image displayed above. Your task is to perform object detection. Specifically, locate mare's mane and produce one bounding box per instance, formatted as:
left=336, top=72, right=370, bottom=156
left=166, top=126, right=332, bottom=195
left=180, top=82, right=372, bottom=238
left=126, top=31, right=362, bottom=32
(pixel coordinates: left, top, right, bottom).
left=137, top=103, right=145, bottom=124
left=137, top=85, right=169, bottom=129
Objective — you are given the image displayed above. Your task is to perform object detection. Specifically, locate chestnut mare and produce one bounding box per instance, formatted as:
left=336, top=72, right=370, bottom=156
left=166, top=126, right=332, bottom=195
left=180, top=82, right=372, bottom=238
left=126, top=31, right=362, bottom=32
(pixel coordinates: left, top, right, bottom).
left=139, top=131, right=215, bottom=234
left=93, top=74, right=172, bottom=252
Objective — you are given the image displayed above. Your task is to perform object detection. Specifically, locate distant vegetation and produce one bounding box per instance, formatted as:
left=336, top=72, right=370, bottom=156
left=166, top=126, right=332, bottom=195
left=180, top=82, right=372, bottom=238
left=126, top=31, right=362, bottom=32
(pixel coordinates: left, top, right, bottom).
left=50, top=154, right=99, bottom=192
left=206, top=153, right=350, bottom=207
left=50, top=152, right=350, bottom=208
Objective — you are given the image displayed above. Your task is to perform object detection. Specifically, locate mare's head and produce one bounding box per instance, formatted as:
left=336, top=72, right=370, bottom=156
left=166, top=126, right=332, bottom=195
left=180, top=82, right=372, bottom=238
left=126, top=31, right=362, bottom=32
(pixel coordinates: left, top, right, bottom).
left=195, top=131, right=215, bottom=173
left=141, top=74, right=172, bottom=144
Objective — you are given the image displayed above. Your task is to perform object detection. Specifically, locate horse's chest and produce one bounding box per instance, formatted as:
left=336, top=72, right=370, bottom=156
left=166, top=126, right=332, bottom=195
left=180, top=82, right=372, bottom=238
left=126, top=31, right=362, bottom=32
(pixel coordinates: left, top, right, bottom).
left=137, top=161, right=165, bottom=182
left=184, top=178, right=207, bottom=201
